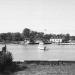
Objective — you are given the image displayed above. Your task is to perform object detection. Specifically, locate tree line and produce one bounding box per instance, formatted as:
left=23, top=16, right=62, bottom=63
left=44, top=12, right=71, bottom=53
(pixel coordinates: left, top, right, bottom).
left=22, top=28, right=71, bottom=43
left=0, top=28, right=74, bottom=43
left=0, top=33, right=23, bottom=43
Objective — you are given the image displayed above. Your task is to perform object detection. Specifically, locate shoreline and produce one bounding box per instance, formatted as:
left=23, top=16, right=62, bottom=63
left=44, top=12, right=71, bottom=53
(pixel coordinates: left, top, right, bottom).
left=1, top=42, right=75, bottom=45
left=16, top=60, right=75, bottom=64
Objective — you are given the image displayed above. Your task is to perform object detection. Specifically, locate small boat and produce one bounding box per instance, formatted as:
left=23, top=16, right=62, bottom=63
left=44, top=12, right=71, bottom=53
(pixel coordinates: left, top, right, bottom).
left=38, top=42, right=46, bottom=50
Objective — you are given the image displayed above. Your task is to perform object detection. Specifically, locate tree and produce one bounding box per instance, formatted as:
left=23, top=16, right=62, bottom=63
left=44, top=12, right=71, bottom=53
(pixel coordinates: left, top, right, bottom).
left=14, top=33, right=22, bottom=41
left=6, top=33, right=12, bottom=42
left=70, top=36, right=75, bottom=40
left=22, top=28, right=30, bottom=39
left=36, top=32, right=44, bottom=40
left=0, top=33, right=7, bottom=42
left=62, top=34, right=70, bottom=43
left=43, top=34, right=52, bottom=43
left=29, top=31, right=37, bottom=43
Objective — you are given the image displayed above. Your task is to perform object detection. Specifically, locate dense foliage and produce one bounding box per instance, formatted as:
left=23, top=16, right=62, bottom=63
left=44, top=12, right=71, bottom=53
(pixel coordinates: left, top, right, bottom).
left=0, top=32, right=23, bottom=43
left=0, top=28, right=74, bottom=43
left=22, top=28, right=71, bottom=43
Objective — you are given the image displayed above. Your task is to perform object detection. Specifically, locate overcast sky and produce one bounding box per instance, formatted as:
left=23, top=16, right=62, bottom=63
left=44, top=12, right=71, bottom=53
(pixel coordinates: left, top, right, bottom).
left=0, top=0, right=75, bottom=35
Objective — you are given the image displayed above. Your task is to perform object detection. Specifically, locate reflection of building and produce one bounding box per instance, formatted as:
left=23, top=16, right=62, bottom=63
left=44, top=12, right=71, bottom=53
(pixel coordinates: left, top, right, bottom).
left=50, top=38, right=62, bottom=43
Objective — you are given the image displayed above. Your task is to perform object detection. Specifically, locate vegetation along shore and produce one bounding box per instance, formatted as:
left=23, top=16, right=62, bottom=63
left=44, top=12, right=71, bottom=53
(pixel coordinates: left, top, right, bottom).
left=0, top=28, right=75, bottom=44
left=1, top=60, right=75, bottom=75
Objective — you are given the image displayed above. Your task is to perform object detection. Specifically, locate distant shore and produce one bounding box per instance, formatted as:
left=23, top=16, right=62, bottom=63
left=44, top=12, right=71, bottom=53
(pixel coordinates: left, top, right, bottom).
left=1, top=41, right=75, bottom=45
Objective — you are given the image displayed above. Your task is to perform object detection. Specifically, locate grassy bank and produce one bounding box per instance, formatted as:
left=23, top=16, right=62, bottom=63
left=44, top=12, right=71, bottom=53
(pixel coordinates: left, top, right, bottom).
left=12, top=61, right=75, bottom=75
left=1, top=60, right=75, bottom=75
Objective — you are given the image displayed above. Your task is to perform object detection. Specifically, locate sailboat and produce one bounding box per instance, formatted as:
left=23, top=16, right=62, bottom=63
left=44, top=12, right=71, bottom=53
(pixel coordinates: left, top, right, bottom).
left=38, top=42, right=46, bottom=50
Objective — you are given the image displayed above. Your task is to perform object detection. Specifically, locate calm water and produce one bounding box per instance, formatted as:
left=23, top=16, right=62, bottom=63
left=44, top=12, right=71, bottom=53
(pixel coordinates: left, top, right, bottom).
left=1, top=44, right=75, bottom=75
left=0, top=44, right=75, bottom=61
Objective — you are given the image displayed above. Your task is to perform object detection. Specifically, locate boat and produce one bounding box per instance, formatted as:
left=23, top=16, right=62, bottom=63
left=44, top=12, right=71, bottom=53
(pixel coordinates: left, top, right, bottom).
left=38, top=42, right=46, bottom=50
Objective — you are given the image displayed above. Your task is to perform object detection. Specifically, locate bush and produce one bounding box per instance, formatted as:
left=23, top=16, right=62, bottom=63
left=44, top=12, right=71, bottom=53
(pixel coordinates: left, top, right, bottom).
left=0, top=51, right=13, bottom=72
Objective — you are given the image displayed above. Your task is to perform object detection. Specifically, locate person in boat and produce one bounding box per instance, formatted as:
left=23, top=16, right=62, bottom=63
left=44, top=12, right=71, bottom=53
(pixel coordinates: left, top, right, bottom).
left=44, top=46, right=46, bottom=51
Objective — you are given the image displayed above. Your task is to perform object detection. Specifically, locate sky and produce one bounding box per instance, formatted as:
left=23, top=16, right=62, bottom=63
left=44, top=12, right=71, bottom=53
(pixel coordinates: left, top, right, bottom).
left=0, top=0, right=75, bottom=35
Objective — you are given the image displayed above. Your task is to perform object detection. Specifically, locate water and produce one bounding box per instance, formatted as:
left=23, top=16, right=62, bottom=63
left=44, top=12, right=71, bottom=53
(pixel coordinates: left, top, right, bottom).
left=0, top=44, right=75, bottom=61
left=1, top=44, right=75, bottom=75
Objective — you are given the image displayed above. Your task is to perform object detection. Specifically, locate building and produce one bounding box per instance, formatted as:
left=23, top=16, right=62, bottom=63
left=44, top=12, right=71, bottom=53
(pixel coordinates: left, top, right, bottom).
left=69, top=40, right=75, bottom=43
left=24, top=38, right=30, bottom=44
left=35, top=40, right=43, bottom=44
left=50, top=38, right=62, bottom=43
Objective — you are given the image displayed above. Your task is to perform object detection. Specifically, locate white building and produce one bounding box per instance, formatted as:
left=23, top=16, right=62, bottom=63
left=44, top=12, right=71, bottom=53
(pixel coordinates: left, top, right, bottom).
left=24, top=38, right=30, bottom=44
left=35, top=40, right=43, bottom=44
left=50, top=38, right=62, bottom=43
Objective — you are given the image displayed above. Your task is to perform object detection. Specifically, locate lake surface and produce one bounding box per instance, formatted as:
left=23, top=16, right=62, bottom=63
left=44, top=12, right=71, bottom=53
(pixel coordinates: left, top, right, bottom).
left=0, top=44, right=75, bottom=61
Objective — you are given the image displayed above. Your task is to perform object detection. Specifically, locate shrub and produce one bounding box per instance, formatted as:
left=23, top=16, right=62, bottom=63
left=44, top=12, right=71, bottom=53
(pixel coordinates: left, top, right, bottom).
left=0, top=51, right=13, bottom=72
